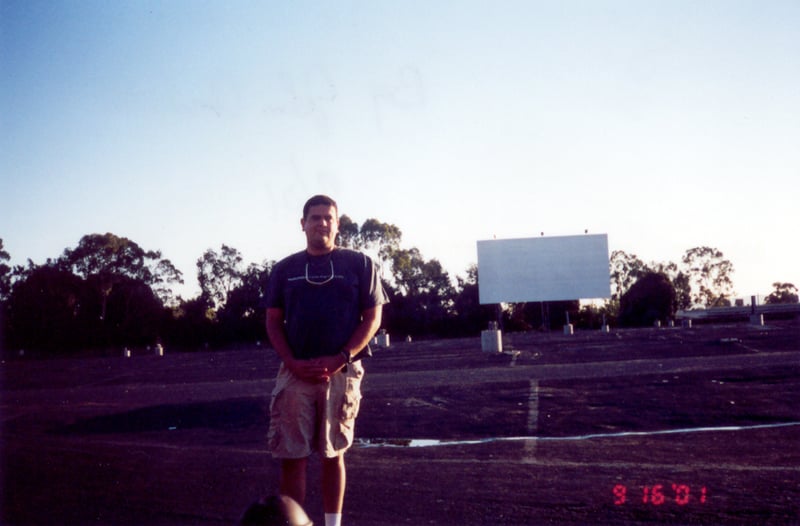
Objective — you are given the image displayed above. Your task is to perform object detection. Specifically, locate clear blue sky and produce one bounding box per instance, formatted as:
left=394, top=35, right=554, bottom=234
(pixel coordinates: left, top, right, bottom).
left=2, top=0, right=798, bottom=300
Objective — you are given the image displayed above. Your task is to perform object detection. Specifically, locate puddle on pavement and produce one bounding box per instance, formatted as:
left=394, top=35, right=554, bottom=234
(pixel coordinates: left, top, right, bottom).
left=356, top=421, right=800, bottom=449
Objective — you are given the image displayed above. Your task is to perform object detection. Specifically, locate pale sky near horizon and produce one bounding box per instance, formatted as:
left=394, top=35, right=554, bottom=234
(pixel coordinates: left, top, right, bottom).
left=2, top=1, right=798, bottom=301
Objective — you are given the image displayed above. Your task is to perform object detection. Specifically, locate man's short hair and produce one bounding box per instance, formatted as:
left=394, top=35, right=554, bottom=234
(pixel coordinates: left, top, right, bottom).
left=303, top=195, right=338, bottom=219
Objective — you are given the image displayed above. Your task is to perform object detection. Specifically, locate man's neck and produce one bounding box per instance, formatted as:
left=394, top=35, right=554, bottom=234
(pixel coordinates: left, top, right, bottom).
left=306, top=245, right=335, bottom=257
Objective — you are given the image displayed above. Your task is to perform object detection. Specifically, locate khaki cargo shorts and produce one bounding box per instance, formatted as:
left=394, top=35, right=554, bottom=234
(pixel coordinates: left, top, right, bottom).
left=268, top=360, right=364, bottom=459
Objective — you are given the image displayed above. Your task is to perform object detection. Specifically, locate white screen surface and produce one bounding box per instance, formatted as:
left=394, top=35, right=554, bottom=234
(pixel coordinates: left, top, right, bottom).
left=477, top=234, right=611, bottom=304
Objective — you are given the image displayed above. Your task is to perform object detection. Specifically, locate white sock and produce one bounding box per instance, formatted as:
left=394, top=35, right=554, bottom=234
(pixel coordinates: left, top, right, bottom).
left=324, top=512, right=342, bottom=526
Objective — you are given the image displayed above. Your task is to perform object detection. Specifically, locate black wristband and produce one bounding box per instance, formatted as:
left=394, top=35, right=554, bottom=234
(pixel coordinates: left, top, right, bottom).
left=340, top=350, right=352, bottom=364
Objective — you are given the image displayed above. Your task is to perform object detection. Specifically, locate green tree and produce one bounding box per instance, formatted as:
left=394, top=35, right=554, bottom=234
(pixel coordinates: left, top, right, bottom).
left=507, top=300, right=580, bottom=332
left=196, top=244, right=244, bottom=311
left=337, top=215, right=402, bottom=259
left=337, top=215, right=402, bottom=283
left=681, top=246, right=734, bottom=307
left=217, top=261, right=273, bottom=344
left=61, top=233, right=183, bottom=319
left=168, top=295, right=216, bottom=349
left=765, top=282, right=798, bottom=304
left=51, top=233, right=182, bottom=351
left=604, top=250, right=648, bottom=320
left=337, top=214, right=360, bottom=249
left=576, top=301, right=617, bottom=330
left=6, top=263, right=86, bottom=352
left=358, top=218, right=402, bottom=262
left=619, top=272, right=676, bottom=327
left=609, top=250, right=648, bottom=301
left=650, top=260, right=691, bottom=311
left=100, top=275, right=167, bottom=347
left=0, top=240, right=9, bottom=351
left=0, top=239, right=11, bottom=303
left=386, top=248, right=455, bottom=336
left=450, top=264, right=497, bottom=335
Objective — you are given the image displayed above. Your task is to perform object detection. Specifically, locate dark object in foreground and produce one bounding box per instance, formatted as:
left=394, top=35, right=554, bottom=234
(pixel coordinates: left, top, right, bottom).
left=240, top=495, right=312, bottom=526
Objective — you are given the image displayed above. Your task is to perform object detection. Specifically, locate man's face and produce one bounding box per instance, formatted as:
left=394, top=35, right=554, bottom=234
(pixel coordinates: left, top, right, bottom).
left=301, top=204, right=339, bottom=253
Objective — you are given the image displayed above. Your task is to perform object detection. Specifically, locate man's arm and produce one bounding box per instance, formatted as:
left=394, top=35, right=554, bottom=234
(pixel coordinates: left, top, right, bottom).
left=265, top=307, right=293, bottom=363
left=342, top=305, right=383, bottom=361
left=314, top=305, right=383, bottom=374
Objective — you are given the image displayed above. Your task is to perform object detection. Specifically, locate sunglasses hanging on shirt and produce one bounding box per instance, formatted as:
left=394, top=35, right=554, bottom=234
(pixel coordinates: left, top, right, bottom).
left=305, top=260, right=335, bottom=285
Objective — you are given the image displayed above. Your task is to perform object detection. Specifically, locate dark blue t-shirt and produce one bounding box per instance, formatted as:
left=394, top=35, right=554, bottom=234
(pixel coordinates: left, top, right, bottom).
left=265, top=248, right=388, bottom=360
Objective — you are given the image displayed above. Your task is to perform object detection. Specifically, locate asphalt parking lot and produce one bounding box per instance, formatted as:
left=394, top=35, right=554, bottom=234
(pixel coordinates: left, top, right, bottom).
left=2, top=320, right=799, bottom=525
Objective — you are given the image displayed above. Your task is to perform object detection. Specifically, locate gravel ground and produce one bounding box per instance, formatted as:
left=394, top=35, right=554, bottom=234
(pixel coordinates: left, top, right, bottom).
left=2, top=320, right=798, bottom=525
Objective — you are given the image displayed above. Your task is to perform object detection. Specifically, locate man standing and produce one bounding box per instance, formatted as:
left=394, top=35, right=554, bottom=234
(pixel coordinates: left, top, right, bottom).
left=264, top=195, right=388, bottom=526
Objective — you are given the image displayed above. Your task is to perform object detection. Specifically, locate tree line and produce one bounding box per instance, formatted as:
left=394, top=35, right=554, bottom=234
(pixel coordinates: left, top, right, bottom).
left=0, top=223, right=796, bottom=355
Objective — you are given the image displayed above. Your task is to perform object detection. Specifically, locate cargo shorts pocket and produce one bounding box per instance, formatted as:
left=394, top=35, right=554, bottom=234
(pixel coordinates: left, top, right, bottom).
left=340, top=361, right=364, bottom=419
left=331, top=390, right=361, bottom=451
left=266, top=383, right=286, bottom=453
left=338, top=388, right=361, bottom=421
left=331, top=366, right=363, bottom=451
